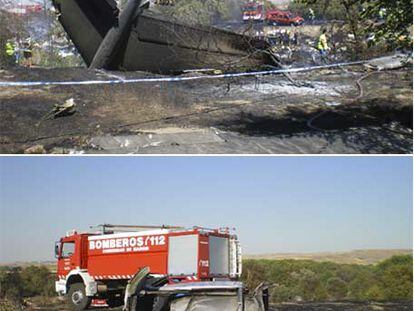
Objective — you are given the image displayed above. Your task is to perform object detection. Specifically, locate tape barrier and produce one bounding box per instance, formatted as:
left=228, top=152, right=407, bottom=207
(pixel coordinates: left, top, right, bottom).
left=0, top=60, right=367, bottom=87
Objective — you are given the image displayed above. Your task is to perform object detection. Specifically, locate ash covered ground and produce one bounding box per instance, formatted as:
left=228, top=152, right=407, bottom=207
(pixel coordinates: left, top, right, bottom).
left=15, top=300, right=414, bottom=310
left=0, top=65, right=412, bottom=154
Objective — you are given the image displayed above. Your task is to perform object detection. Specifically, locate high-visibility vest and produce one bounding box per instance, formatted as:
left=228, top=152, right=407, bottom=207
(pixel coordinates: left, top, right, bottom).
left=317, top=34, right=328, bottom=51
left=5, top=42, right=15, bottom=56
left=309, top=9, right=315, bottom=18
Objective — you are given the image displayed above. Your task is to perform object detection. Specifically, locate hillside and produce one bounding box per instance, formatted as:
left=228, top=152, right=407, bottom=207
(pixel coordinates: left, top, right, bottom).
left=245, top=249, right=413, bottom=265
left=2, top=249, right=411, bottom=269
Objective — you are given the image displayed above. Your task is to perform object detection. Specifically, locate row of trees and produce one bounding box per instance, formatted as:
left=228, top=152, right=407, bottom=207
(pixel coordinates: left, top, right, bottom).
left=157, top=0, right=237, bottom=25
left=1, top=255, right=411, bottom=305
left=242, top=255, right=413, bottom=303
left=0, top=11, right=26, bottom=68
left=161, top=0, right=412, bottom=59
left=289, top=0, right=413, bottom=51
left=0, top=265, right=55, bottom=302
left=0, top=9, right=83, bottom=69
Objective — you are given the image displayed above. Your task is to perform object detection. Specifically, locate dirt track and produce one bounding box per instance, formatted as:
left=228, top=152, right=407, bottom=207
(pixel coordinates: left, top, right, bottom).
left=0, top=66, right=412, bottom=154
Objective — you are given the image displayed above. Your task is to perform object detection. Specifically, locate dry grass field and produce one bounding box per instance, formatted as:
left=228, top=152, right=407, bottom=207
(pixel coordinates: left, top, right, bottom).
left=245, top=249, right=413, bottom=265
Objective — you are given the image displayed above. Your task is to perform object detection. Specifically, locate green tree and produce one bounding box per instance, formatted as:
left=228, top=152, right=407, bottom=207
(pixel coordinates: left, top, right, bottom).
left=365, top=284, right=386, bottom=301
left=271, top=284, right=302, bottom=302
left=241, top=260, right=268, bottom=290
left=161, top=0, right=232, bottom=25
left=376, top=255, right=413, bottom=300
left=297, top=268, right=327, bottom=301
left=242, top=255, right=413, bottom=304
left=361, top=0, right=413, bottom=49
left=0, top=12, right=26, bottom=68
left=289, top=0, right=349, bottom=20
left=20, top=266, right=55, bottom=297
left=295, top=0, right=366, bottom=56
left=326, top=277, right=348, bottom=300
left=348, top=270, right=380, bottom=300
left=294, top=0, right=412, bottom=51
left=0, top=267, right=23, bottom=301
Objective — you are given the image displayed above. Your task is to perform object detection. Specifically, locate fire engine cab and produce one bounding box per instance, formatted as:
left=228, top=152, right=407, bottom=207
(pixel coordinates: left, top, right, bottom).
left=55, top=225, right=242, bottom=310
left=242, top=2, right=265, bottom=22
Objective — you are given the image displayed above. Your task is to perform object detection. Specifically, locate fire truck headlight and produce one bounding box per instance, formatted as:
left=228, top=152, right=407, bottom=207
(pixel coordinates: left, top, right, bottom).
left=55, top=280, right=67, bottom=295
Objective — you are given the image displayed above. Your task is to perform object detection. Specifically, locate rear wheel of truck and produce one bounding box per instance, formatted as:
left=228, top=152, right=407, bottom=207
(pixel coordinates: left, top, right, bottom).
left=67, top=283, right=92, bottom=311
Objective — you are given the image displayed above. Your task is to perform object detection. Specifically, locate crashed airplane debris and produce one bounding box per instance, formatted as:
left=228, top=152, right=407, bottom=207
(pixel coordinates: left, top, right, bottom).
left=123, top=267, right=269, bottom=311
left=365, top=53, right=413, bottom=71
left=52, top=0, right=271, bottom=73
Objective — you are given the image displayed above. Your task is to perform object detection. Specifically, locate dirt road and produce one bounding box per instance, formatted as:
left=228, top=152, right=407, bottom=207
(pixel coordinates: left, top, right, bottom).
left=0, top=66, right=412, bottom=154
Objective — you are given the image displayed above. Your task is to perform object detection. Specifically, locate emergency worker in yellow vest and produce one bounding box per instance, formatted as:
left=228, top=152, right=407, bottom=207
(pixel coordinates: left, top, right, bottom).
left=5, top=40, right=16, bottom=65
left=317, top=28, right=329, bottom=61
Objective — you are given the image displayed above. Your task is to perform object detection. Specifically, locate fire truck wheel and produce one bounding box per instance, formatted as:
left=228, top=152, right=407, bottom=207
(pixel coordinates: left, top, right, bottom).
left=67, top=283, right=92, bottom=311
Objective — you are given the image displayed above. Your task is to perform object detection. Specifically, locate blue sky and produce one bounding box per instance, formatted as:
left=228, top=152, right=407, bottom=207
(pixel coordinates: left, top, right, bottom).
left=0, top=156, right=412, bottom=263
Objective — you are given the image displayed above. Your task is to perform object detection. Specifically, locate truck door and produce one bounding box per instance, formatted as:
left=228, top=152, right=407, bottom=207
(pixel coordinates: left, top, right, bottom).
left=57, top=240, right=77, bottom=276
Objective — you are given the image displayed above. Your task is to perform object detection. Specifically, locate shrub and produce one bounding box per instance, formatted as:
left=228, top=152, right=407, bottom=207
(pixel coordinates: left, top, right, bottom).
left=242, top=255, right=413, bottom=303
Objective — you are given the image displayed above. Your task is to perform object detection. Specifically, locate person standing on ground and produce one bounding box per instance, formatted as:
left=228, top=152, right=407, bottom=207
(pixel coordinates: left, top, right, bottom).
left=5, top=40, right=16, bottom=66
left=308, top=8, right=315, bottom=23
left=291, top=31, right=298, bottom=45
left=281, top=29, right=289, bottom=46
left=23, top=38, right=33, bottom=67
left=317, top=28, right=329, bottom=62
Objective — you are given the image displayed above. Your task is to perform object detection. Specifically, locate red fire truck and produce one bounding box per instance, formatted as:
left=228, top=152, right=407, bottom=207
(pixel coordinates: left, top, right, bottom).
left=242, top=2, right=303, bottom=26
left=55, top=225, right=243, bottom=310
left=3, top=2, right=43, bottom=15
left=242, top=2, right=265, bottom=22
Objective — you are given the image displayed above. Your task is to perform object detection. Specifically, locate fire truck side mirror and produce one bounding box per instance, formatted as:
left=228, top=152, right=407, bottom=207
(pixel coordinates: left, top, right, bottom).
left=55, top=242, right=60, bottom=258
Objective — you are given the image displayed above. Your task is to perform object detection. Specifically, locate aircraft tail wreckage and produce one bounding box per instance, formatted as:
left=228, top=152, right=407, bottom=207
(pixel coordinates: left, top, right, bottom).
left=52, top=0, right=271, bottom=73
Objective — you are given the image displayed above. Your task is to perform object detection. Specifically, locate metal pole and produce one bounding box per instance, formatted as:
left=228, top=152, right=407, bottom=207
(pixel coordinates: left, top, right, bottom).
left=89, top=0, right=143, bottom=69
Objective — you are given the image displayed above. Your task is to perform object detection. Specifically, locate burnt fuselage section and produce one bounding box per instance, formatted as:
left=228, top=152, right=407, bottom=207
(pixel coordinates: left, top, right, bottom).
left=52, top=0, right=270, bottom=73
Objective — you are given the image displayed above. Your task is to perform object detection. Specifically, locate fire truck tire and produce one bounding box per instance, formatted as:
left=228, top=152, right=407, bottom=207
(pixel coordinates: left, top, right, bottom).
left=67, top=283, right=92, bottom=311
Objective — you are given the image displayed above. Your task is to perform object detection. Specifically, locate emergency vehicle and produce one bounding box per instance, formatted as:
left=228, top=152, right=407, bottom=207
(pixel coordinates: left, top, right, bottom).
left=242, top=2, right=265, bottom=22
left=2, top=0, right=43, bottom=15
left=242, top=2, right=303, bottom=26
left=55, top=225, right=242, bottom=310
left=266, top=10, right=304, bottom=26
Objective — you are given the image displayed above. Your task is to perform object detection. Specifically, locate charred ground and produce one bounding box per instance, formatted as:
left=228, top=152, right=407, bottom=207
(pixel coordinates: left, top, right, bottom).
left=0, top=65, right=412, bottom=154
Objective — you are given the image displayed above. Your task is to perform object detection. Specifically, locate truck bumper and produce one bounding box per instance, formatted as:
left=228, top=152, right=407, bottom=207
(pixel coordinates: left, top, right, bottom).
left=55, top=279, right=67, bottom=295
left=85, top=281, right=98, bottom=296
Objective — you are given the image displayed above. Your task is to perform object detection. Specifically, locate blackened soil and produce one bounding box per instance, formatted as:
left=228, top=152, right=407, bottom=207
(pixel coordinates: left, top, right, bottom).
left=0, top=67, right=412, bottom=154
left=270, top=301, right=413, bottom=311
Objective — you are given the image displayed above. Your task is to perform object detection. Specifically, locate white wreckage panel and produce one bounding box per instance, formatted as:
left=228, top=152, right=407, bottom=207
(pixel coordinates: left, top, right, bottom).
left=164, top=282, right=267, bottom=311
left=158, top=281, right=243, bottom=292
left=170, top=295, right=265, bottom=311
